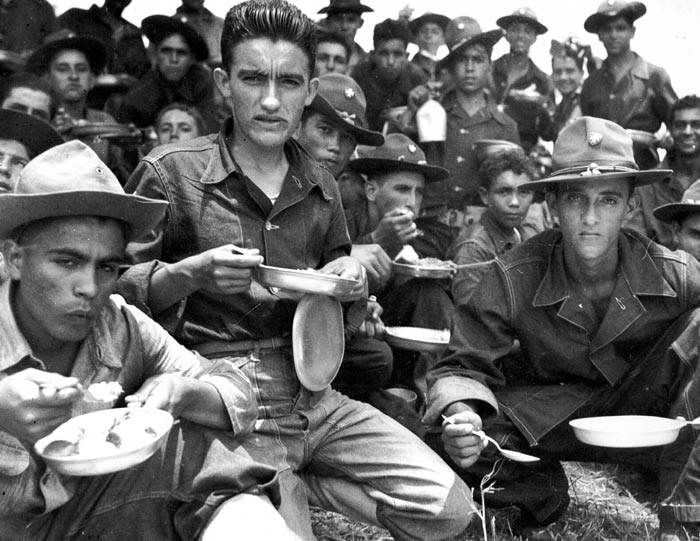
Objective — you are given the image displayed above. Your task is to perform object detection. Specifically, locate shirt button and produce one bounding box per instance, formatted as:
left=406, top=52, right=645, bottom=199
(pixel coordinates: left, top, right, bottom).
left=456, top=156, right=465, bottom=163
left=264, top=221, right=274, bottom=231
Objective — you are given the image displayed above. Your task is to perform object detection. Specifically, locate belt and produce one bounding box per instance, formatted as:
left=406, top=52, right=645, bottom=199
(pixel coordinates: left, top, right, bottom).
left=192, top=336, right=293, bottom=357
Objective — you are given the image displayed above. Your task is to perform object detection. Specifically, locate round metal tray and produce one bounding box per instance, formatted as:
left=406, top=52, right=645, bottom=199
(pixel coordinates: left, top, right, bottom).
left=384, top=326, right=450, bottom=353
left=35, top=408, right=173, bottom=476
left=256, top=264, right=358, bottom=297
left=392, top=261, right=453, bottom=279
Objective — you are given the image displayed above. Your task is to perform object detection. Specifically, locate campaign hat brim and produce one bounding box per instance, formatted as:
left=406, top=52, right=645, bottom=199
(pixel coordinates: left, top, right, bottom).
left=349, top=157, right=449, bottom=183
left=307, top=94, right=384, bottom=147
left=0, top=109, right=63, bottom=157
left=496, top=14, right=548, bottom=34
left=524, top=167, right=672, bottom=192
left=437, top=29, right=503, bottom=71
left=142, top=15, right=209, bottom=62
left=26, top=35, right=107, bottom=74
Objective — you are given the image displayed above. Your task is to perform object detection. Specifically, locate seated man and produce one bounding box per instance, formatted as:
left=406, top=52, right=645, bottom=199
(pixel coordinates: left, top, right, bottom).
left=653, top=178, right=700, bottom=262
left=27, top=30, right=132, bottom=184
left=118, top=15, right=219, bottom=133
left=120, top=2, right=474, bottom=539
left=450, top=147, right=536, bottom=305
left=0, top=140, right=291, bottom=540
left=626, top=95, right=700, bottom=248
left=426, top=117, right=700, bottom=541
left=346, top=133, right=454, bottom=399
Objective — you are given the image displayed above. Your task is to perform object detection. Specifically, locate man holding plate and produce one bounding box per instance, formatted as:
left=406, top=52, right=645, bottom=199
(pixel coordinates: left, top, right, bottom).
left=0, top=141, right=292, bottom=539
left=427, top=117, right=700, bottom=541
left=119, top=1, right=474, bottom=539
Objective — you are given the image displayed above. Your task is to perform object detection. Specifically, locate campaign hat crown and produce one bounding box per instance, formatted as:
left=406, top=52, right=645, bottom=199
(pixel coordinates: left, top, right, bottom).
left=409, top=12, right=451, bottom=37
left=438, top=17, right=503, bottom=71
left=26, top=29, right=107, bottom=74
left=584, top=0, right=647, bottom=33
left=307, top=74, right=384, bottom=147
left=142, top=15, right=209, bottom=62
left=318, top=0, right=373, bottom=15
left=0, top=109, right=63, bottom=158
left=654, top=179, right=700, bottom=224
left=524, top=116, right=670, bottom=191
left=0, top=140, right=167, bottom=240
left=349, top=133, right=449, bottom=182
left=497, top=7, right=548, bottom=35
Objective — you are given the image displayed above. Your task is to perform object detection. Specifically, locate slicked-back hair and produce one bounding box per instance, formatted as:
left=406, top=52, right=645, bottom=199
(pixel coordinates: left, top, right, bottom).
left=221, top=0, right=318, bottom=77
left=478, top=148, right=535, bottom=190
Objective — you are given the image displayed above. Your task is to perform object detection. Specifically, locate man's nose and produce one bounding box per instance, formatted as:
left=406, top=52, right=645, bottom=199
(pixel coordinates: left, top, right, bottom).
left=261, top=81, right=281, bottom=111
left=74, top=268, right=99, bottom=299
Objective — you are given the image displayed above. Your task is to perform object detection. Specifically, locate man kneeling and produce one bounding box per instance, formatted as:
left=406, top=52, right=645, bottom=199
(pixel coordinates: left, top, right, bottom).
left=0, top=141, right=294, bottom=540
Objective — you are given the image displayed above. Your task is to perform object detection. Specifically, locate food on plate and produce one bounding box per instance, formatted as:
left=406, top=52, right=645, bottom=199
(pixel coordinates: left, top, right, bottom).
left=85, top=381, right=123, bottom=402
left=42, top=411, right=159, bottom=458
left=395, top=245, right=420, bottom=264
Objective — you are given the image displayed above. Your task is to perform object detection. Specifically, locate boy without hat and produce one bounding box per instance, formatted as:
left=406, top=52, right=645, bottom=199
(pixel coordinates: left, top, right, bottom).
left=0, top=141, right=287, bottom=539
left=427, top=117, right=700, bottom=540
left=120, top=1, right=475, bottom=538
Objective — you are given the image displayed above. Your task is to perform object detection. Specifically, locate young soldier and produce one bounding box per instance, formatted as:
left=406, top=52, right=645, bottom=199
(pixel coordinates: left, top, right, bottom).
left=654, top=179, right=700, bottom=262
left=0, top=73, right=53, bottom=124
left=120, top=2, right=474, bottom=539
left=580, top=0, right=677, bottom=169
left=318, top=0, right=373, bottom=72
left=626, top=95, right=700, bottom=248
left=0, top=140, right=291, bottom=540
left=314, top=30, right=351, bottom=77
left=426, top=117, right=700, bottom=541
left=450, top=147, right=536, bottom=305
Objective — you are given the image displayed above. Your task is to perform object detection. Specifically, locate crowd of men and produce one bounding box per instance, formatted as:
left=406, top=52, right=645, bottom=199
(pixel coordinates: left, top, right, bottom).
left=2, top=1, right=700, bottom=540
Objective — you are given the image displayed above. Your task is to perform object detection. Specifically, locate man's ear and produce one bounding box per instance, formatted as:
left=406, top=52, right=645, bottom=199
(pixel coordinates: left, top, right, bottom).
left=213, top=67, right=232, bottom=100
left=478, top=187, right=490, bottom=207
left=2, top=239, right=23, bottom=281
left=365, top=179, right=378, bottom=202
left=626, top=191, right=640, bottom=219
left=305, top=77, right=319, bottom=106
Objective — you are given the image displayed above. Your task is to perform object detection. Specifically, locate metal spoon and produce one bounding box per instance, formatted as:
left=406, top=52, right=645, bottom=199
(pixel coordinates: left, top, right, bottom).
left=442, top=415, right=540, bottom=463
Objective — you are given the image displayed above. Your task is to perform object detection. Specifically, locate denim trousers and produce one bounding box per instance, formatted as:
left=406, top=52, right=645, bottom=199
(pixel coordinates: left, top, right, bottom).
left=427, top=309, right=700, bottom=526
left=226, top=346, right=475, bottom=541
left=16, top=421, right=279, bottom=541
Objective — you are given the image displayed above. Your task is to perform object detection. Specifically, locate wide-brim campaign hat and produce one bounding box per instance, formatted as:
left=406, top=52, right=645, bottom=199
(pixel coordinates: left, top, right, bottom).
left=26, top=29, right=107, bottom=74
left=142, top=15, right=209, bottom=62
left=307, top=74, right=384, bottom=147
left=438, top=17, right=503, bottom=71
left=318, top=0, right=373, bottom=15
left=349, top=133, right=449, bottom=183
left=0, top=109, right=63, bottom=158
left=497, top=7, right=548, bottom=35
left=653, top=179, right=700, bottom=223
left=0, top=140, right=167, bottom=240
left=409, top=12, right=451, bottom=37
left=524, top=116, right=671, bottom=191
left=584, top=0, right=647, bottom=33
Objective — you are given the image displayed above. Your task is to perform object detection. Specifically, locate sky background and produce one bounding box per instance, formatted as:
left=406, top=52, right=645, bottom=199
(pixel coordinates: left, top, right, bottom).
left=51, top=0, right=700, bottom=97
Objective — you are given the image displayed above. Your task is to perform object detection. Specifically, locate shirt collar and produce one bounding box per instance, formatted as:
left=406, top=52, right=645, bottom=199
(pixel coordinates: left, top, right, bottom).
left=0, top=281, right=33, bottom=372
left=481, top=209, right=522, bottom=252
left=602, top=52, right=648, bottom=80
left=533, top=232, right=677, bottom=307
left=442, top=90, right=508, bottom=125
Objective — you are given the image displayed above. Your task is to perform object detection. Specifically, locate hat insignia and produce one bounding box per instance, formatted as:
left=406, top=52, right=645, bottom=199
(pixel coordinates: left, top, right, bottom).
left=344, top=87, right=355, bottom=99
left=337, top=110, right=357, bottom=126
left=588, top=132, right=603, bottom=146
left=408, top=144, right=417, bottom=153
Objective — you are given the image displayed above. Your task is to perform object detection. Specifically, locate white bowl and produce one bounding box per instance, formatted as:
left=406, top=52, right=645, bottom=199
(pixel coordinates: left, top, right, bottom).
left=569, top=415, right=686, bottom=448
left=384, top=327, right=450, bottom=353
left=35, top=408, right=173, bottom=476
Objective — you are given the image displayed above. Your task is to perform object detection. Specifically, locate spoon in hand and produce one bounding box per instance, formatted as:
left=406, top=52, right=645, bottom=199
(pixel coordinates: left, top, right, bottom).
left=442, top=415, right=540, bottom=463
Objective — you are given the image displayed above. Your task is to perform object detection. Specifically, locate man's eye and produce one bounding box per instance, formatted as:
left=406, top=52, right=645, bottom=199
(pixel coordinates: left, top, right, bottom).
left=100, top=264, right=118, bottom=275
left=601, top=197, right=618, bottom=206
left=56, top=258, right=76, bottom=268
left=280, top=78, right=301, bottom=88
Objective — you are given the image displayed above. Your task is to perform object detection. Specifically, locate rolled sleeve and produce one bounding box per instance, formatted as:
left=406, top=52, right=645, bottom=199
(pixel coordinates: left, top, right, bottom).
left=423, top=375, right=498, bottom=425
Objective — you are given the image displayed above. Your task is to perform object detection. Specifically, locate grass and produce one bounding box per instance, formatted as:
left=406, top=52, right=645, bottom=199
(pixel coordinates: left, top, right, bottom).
left=310, top=461, right=659, bottom=540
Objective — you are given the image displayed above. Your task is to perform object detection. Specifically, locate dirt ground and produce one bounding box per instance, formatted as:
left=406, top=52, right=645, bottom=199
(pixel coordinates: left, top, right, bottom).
left=310, top=461, right=659, bottom=540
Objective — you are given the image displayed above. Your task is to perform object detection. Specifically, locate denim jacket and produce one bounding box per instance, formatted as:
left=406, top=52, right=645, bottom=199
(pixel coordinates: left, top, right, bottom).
left=425, top=229, right=700, bottom=444
left=0, top=281, right=256, bottom=522
left=121, top=118, right=351, bottom=346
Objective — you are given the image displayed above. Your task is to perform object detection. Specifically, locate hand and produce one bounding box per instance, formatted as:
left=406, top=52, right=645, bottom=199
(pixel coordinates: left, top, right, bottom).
left=398, top=4, right=414, bottom=20
left=52, top=107, right=76, bottom=134
left=319, top=256, right=366, bottom=300
left=407, top=85, right=430, bottom=112
left=0, top=369, right=82, bottom=444
left=124, top=373, right=192, bottom=418
left=441, top=403, right=485, bottom=469
left=371, top=207, right=419, bottom=248
left=358, top=300, right=385, bottom=339
left=351, top=244, right=392, bottom=289
left=186, top=244, right=263, bottom=296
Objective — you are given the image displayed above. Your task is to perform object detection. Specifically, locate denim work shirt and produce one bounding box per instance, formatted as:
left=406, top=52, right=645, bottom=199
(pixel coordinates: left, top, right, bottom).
left=426, top=90, right=521, bottom=211
left=0, top=281, right=256, bottom=523
left=449, top=209, right=524, bottom=306
left=425, top=229, right=700, bottom=444
left=580, top=52, right=677, bottom=133
left=121, top=118, right=351, bottom=347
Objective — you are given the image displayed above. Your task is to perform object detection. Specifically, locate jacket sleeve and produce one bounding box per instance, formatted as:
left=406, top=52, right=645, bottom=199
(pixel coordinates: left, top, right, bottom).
left=423, top=261, right=515, bottom=425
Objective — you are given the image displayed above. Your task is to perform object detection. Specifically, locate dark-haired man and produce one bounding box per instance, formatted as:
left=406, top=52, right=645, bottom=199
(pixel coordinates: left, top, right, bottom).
left=0, top=140, right=290, bottom=540
left=315, top=30, right=351, bottom=77
left=0, top=73, right=52, bottom=124
left=121, top=1, right=474, bottom=539
left=654, top=179, right=700, bottom=263
left=426, top=117, right=700, bottom=541
left=580, top=0, right=677, bottom=169
left=318, top=0, right=373, bottom=72
left=626, top=95, right=700, bottom=248
left=351, top=18, right=428, bottom=132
